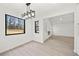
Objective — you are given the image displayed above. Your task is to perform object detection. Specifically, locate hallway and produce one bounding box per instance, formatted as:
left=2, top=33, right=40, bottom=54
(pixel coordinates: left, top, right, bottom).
left=0, top=36, right=76, bottom=56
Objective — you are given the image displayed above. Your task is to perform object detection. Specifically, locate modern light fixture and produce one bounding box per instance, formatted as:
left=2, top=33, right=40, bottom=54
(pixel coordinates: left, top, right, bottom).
left=22, top=3, right=35, bottom=19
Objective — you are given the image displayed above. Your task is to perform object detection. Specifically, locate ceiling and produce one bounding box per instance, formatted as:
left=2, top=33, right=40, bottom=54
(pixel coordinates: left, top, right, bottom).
left=31, top=3, right=76, bottom=18
left=0, top=3, right=77, bottom=18
left=0, top=3, right=77, bottom=26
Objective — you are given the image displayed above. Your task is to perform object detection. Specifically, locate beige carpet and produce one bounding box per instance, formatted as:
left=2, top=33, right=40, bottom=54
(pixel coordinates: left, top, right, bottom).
left=0, top=35, right=77, bottom=56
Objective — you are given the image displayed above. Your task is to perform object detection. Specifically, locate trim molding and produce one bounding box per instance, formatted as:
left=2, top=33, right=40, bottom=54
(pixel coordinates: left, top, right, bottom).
left=43, top=35, right=53, bottom=43
left=53, top=35, right=74, bottom=38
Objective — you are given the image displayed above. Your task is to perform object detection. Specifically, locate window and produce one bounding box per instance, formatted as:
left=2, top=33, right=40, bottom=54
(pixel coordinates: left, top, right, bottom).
left=35, top=21, right=39, bottom=33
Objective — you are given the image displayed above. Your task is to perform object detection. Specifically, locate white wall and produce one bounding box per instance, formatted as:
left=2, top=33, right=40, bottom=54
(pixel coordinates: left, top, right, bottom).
left=42, top=13, right=74, bottom=43
left=52, top=13, right=74, bottom=37
left=74, top=4, right=79, bottom=55
left=53, top=23, right=74, bottom=37
left=32, top=17, right=51, bottom=43
left=32, top=18, right=43, bottom=43
left=0, top=4, right=33, bottom=53
left=42, top=19, right=53, bottom=42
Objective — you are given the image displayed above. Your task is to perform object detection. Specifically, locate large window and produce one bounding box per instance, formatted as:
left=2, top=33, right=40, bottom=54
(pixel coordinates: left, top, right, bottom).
left=5, top=14, right=25, bottom=36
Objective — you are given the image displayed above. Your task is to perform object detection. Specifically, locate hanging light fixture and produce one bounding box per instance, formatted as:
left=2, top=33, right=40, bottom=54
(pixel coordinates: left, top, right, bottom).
left=22, top=3, right=35, bottom=19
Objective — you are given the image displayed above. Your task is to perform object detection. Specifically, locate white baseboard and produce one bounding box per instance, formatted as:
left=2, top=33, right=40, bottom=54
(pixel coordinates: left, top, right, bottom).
left=43, top=35, right=53, bottom=43
left=74, top=49, right=77, bottom=53
left=33, top=39, right=44, bottom=43
left=74, top=49, right=79, bottom=55
left=53, top=34, right=74, bottom=38
left=76, top=49, right=79, bottom=55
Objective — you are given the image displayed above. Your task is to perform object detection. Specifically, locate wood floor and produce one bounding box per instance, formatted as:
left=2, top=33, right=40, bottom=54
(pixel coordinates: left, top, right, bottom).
left=0, top=35, right=77, bottom=56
